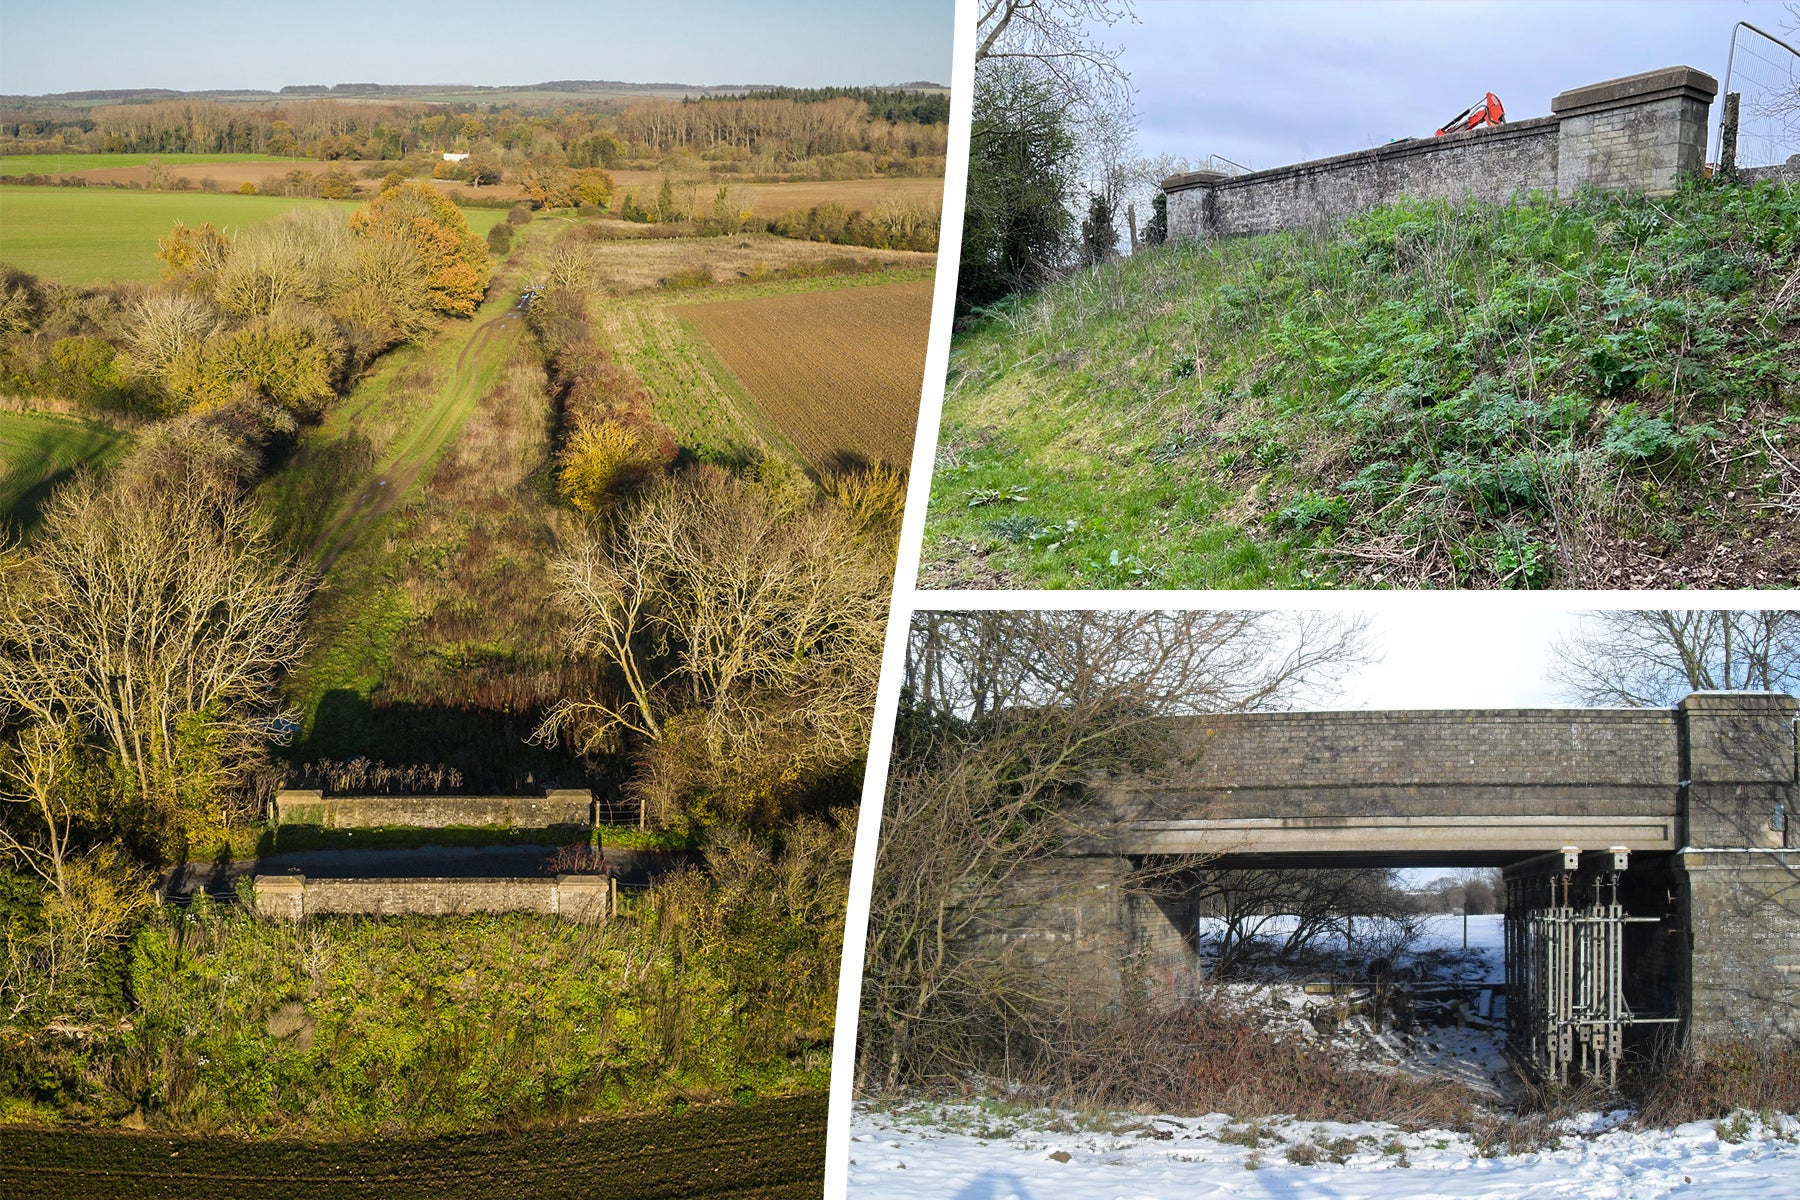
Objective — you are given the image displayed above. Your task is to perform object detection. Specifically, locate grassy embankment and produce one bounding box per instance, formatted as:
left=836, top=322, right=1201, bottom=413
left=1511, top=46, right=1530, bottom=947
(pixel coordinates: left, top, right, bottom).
left=0, top=409, right=131, bottom=533
left=0, top=186, right=505, bottom=283
left=0, top=806, right=850, bottom=1149
left=925, top=179, right=1800, bottom=589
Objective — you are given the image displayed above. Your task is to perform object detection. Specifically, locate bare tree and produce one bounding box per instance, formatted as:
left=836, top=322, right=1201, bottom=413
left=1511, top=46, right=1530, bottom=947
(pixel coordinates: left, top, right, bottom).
left=0, top=474, right=311, bottom=851
left=863, top=610, right=1371, bottom=1090
left=0, top=721, right=84, bottom=897
left=1551, top=610, right=1800, bottom=707
left=536, top=468, right=895, bottom=828
left=1194, top=867, right=1421, bottom=975
left=978, top=0, right=1136, bottom=111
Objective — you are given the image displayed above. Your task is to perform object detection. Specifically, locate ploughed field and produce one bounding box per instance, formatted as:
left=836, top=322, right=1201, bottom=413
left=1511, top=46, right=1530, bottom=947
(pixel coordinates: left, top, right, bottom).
left=675, top=278, right=933, bottom=470
left=592, top=171, right=944, bottom=217
left=0, top=1093, right=826, bottom=1199
left=0, top=186, right=506, bottom=283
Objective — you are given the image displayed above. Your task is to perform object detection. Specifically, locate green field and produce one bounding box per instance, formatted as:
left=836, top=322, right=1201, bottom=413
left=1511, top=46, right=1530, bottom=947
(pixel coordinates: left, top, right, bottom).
left=0, top=187, right=507, bottom=283
left=0, top=152, right=297, bottom=176
left=0, top=409, right=131, bottom=533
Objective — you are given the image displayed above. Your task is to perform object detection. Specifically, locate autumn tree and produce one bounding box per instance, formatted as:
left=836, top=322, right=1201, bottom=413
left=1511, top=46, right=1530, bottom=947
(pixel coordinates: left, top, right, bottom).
left=515, top=162, right=576, bottom=210
left=156, top=220, right=231, bottom=288
left=572, top=167, right=614, bottom=207
left=350, top=179, right=492, bottom=316
left=556, top=418, right=676, bottom=512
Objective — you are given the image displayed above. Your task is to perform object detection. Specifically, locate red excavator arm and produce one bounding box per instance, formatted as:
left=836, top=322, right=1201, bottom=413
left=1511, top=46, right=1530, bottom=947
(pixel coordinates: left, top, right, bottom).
left=1435, top=92, right=1505, bottom=136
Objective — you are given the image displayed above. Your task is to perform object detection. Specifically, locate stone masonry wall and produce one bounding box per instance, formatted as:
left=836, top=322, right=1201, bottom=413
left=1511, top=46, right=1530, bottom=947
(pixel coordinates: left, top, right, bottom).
left=1678, top=692, right=1797, bottom=849
left=1165, top=117, right=1561, bottom=242
left=272, top=789, right=594, bottom=829
left=1164, top=66, right=1717, bottom=242
left=961, top=857, right=1204, bottom=1009
left=1683, top=850, right=1800, bottom=1050
left=1109, top=707, right=1681, bottom=821
left=253, top=873, right=613, bottom=923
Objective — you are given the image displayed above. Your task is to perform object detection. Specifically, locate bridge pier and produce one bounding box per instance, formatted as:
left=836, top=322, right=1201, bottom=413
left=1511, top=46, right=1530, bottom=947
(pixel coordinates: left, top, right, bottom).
left=966, top=856, right=1207, bottom=1009
left=1678, top=691, right=1800, bottom=1050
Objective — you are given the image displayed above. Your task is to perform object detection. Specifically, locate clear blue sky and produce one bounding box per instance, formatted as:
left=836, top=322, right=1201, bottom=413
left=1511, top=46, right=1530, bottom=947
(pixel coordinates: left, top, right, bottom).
left=0, top=0, right=955, bottom=94
left=1120, top=0, right=1798, bottom=171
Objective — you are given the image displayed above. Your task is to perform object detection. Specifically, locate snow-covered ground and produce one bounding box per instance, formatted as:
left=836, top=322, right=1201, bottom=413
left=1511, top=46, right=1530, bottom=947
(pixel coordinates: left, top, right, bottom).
left=848, top=916, right=1800, bottom=1198
left=847, top=1104, right=1800, bottom=1199
left=1208, top=913, right=1515, bottom=1100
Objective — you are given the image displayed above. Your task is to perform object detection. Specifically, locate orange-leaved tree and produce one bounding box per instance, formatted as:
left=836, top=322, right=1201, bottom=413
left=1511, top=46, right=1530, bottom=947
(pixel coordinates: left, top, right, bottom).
left=350, top=179, right=492, bottom=317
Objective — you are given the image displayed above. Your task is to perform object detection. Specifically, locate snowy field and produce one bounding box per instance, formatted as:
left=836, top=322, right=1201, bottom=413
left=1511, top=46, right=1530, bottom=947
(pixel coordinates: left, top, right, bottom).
left=847, top=916, right=1800, bottom=1198
left=846, top=1104, right=1800, bottom=1199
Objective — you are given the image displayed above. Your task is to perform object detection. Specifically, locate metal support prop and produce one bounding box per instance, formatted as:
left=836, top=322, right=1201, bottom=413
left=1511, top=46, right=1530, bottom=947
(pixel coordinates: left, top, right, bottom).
left=1504, top=855, right=1676, bottom=1088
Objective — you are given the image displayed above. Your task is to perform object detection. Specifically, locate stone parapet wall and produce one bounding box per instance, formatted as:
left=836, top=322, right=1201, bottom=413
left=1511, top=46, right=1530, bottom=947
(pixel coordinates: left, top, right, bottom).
left=1168, top=708, right=1679, bottom=791
left=252, top=873, right=615, bottom=923
left=272, top=789, right=594, bottom=829
left=1164, top=66, right=1717, bottom=241
left=1101, top=709, right=1682, bottom=837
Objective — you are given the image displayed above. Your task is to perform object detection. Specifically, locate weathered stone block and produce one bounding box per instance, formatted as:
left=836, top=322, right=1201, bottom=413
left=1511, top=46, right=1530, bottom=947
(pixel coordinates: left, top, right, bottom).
left=250, top=873, right=613, bottom=924
left=253, top=873, right=305, bottom=921
left=272, top=789, right=595, bottom=829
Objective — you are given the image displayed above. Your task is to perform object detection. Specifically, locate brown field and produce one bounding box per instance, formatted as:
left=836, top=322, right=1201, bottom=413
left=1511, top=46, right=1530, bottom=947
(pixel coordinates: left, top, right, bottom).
left=26, top=161, right=943, bottom=217
left=602, top=171, right=945, bottom=216
left=579, top=231, right=933, bottom=294
left=674, top=278, right=934, bottom=471
left=435, top=172, right=944, bottom=215
left=35, top=159, right=331, bottom=188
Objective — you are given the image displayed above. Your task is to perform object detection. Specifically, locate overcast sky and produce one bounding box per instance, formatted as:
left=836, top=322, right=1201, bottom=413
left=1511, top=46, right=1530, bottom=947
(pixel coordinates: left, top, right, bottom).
left=1116, top=0, right=1798, bottom=172
left=0, top=0, right=955, bottom=95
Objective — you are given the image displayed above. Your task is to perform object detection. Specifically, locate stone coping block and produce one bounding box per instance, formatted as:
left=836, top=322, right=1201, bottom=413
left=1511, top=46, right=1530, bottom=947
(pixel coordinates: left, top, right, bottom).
left=1552, top=65, right=1717, bottom=116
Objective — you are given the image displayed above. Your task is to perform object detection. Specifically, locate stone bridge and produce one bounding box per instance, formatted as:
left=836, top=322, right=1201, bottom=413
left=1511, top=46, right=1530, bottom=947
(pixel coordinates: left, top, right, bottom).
left=996, top=693, right=1799, bottom=1073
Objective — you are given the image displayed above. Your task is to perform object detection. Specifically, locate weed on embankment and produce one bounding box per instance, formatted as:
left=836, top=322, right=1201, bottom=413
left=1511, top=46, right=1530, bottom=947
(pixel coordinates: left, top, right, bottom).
left=927, top=178, right=1800, bottom=589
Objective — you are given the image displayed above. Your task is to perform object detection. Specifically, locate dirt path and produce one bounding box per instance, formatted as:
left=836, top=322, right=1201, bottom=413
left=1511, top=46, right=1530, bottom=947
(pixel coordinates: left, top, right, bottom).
left=306, top=237, right=547, bottom=573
